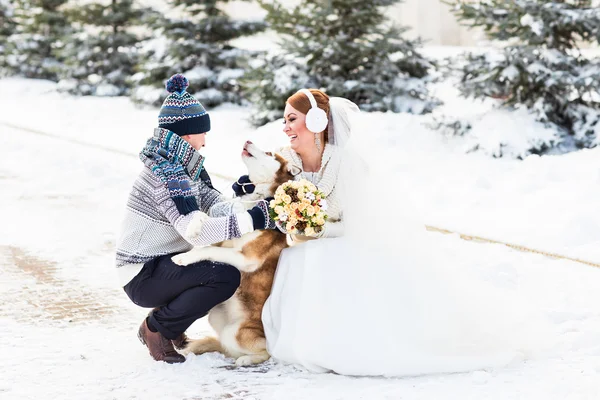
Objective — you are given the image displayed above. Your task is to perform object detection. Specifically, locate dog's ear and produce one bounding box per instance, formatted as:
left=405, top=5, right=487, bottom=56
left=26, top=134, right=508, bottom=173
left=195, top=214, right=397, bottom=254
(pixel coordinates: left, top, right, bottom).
left=287, top=164, right=302, bottom=176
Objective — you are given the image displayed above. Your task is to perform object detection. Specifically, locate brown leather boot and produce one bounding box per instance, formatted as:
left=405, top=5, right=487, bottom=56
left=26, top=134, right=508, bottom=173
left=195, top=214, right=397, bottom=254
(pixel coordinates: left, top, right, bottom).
left=145, top=308, right=188, bottom=351
left=171, top=332, right=189, bottom=350
left=137, top=319, right=185, bottom=364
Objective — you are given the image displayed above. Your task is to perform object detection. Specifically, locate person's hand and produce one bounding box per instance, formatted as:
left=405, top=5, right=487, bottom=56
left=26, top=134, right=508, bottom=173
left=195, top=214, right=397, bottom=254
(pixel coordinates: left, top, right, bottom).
left=232, top=175, right=255, bottom=197
left=275, top=221, right=325, bottom=238
left=275, top=220, right=289, bottom=234
left=247, top=198, right=276, bottom=230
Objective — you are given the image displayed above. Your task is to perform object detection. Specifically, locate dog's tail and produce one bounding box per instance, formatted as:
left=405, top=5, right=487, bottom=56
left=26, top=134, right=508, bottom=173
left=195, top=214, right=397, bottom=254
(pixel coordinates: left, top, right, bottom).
left=185, top=336, right=227, bottom=356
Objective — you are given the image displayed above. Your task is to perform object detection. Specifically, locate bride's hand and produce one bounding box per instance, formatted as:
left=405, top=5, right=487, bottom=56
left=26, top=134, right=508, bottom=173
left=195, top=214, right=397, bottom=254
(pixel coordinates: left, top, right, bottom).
left=275, top=221, right=289, bottom=234
left=275, top=221, right=324, bottom=238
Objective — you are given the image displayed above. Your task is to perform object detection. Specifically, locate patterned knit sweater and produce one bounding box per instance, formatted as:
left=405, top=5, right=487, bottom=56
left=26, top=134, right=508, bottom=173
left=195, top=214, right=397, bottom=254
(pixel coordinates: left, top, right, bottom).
left=115, top=167, right=252, bottom=286
left=279, top=144, right=344, bottom=237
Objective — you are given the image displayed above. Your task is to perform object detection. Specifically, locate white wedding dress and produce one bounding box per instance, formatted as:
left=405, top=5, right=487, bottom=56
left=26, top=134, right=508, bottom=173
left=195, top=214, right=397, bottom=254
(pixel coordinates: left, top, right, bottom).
left=261, top=99, right=550, bottom=377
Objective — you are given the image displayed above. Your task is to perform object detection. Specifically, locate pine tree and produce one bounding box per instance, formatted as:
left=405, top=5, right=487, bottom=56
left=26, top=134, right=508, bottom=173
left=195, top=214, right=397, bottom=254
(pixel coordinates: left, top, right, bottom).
left=7, top=0, right=72, bottom=80
left=242, top=53, right=312, bottom=126
left=243, top=0, right=437, bottom=126
left=58, top=0, right=151, bottom=96
left=446, top=0, right=600, bottom=151
left=132, top=0, right=266, bottom=106
left=0, top=0, right=16, bottom=75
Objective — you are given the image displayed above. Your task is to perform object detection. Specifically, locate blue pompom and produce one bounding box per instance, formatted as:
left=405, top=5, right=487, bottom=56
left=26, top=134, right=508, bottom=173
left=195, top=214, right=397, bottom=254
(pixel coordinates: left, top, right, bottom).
left=165, top=74, right=189, bottom=94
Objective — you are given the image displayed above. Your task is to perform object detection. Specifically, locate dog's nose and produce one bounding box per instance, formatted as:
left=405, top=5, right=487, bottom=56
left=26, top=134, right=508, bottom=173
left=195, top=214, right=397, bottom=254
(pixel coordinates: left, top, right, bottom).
left=246, top=140, right=253, bottom=145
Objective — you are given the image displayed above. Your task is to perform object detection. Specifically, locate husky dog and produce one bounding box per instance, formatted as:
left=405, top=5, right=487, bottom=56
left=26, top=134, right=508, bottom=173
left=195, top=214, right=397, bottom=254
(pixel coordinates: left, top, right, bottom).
left=172, top=141, right=300, bottom=366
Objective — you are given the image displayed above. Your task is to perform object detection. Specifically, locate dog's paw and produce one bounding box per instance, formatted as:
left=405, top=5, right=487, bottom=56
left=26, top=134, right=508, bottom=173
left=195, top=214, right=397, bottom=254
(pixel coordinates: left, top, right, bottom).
left=185, top=212, right=209, bottom=239
left=234, top=354, right=270, bottom=367
left=171, top=252, right=193, bottom=266
left=234, top=355, right=256, bottom=367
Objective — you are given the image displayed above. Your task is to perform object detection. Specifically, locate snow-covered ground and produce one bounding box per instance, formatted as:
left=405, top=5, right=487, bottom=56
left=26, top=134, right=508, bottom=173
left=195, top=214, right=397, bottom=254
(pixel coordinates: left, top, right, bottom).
left=1, top=76, right=600, bottom=399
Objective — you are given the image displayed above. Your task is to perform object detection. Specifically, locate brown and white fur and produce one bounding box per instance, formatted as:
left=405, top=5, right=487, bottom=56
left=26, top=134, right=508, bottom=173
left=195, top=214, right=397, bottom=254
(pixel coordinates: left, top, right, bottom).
left=171, top=141, right=300, bottom=366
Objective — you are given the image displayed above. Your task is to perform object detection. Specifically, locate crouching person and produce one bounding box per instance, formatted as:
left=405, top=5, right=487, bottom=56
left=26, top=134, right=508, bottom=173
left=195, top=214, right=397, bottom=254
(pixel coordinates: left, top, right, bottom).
left=115, top=74, right=275, bottom=363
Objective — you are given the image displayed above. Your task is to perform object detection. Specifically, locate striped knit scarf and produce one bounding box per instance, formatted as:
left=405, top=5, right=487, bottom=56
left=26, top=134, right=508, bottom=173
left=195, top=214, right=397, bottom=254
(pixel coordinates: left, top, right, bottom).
left=139, top=128, right=205, bottom=215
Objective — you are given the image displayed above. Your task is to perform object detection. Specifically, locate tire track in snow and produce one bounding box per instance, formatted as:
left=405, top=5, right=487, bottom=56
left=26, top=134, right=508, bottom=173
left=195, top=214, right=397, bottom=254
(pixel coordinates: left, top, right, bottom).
left=0, top=246, right=128, bottom=324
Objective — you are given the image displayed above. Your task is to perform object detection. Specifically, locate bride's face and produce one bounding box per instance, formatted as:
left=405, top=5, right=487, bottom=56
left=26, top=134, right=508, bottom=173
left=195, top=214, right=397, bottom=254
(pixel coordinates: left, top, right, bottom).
left=283, top=103, right=314, bottom=152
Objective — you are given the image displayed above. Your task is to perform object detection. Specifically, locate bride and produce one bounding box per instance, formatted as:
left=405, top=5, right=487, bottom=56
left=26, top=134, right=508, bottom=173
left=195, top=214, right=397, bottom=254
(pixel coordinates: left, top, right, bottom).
left=251, top=89, right=548, bottom=376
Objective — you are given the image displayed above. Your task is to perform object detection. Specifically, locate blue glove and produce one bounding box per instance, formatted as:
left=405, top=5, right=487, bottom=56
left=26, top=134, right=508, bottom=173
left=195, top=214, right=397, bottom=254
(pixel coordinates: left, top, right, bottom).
left=232, top=175, right=255, bottom=197
left=247, top=198, right=276, bottom=230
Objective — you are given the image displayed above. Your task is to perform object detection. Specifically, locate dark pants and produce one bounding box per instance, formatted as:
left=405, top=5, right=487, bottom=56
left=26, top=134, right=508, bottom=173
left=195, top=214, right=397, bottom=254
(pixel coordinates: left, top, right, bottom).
left=123, top=253, right=241, bottom=340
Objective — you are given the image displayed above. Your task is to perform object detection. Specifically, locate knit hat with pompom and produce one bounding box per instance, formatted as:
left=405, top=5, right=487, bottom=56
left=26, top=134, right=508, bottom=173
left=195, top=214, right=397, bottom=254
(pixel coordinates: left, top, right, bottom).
left=158, top=74, right=210, bottom=136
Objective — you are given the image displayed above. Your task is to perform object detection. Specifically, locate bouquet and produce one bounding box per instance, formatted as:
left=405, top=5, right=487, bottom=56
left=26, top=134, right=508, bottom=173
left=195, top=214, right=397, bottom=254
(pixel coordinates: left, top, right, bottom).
left=269, top=179, right=328, bottom=237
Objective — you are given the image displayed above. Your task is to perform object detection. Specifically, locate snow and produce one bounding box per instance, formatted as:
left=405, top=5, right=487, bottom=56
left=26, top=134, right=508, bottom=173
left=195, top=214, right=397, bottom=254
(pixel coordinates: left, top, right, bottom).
left=500, top=64, right=520, bottom=81
left=195, top=87, right=226, bottom=105
left=520, top=14, right=544, bottom=36
left=343, top=80, right=359, bottom=90
left=394, top=93, right=429, bottom=114
left=130, top=84, right=164, bottom=105
left=183, top=65, right=214, bottom=82
left=1, top=73, right=600, bottom=399
left=427, top=79, right=560, bottom=158
left=217, top=68, right=245, bottom=84
left=230, top=31, right=279, bottom=52
left=56, top=78, right=78, bottom=93
left=466, top=106, right=559, bottom=158
left=88, top=73, right=103, bottom=85
left=273, top=64, right=308, bottom=94
left=95, top=83, right=121, bottom=97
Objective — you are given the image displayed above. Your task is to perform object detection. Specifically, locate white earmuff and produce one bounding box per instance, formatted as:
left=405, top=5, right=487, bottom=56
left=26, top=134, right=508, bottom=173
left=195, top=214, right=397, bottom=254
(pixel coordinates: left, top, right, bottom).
left=299, top=89, right=328, bottom=133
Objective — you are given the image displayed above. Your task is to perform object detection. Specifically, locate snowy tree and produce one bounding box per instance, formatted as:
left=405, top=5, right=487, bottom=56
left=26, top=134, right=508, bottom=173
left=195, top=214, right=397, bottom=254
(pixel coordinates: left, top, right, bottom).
left=0, top=0, right=16, bottom=75
left=6, top=0, right=72, bottom=80
left=242, top=53, right=312, bottom=126
left=446, top=0, right=600, bottom=151
left=242, top=0, right=438, bottom=126
left=132, top=0, right=266, bottom=107
left=58, top=0, right=151, bottom=96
